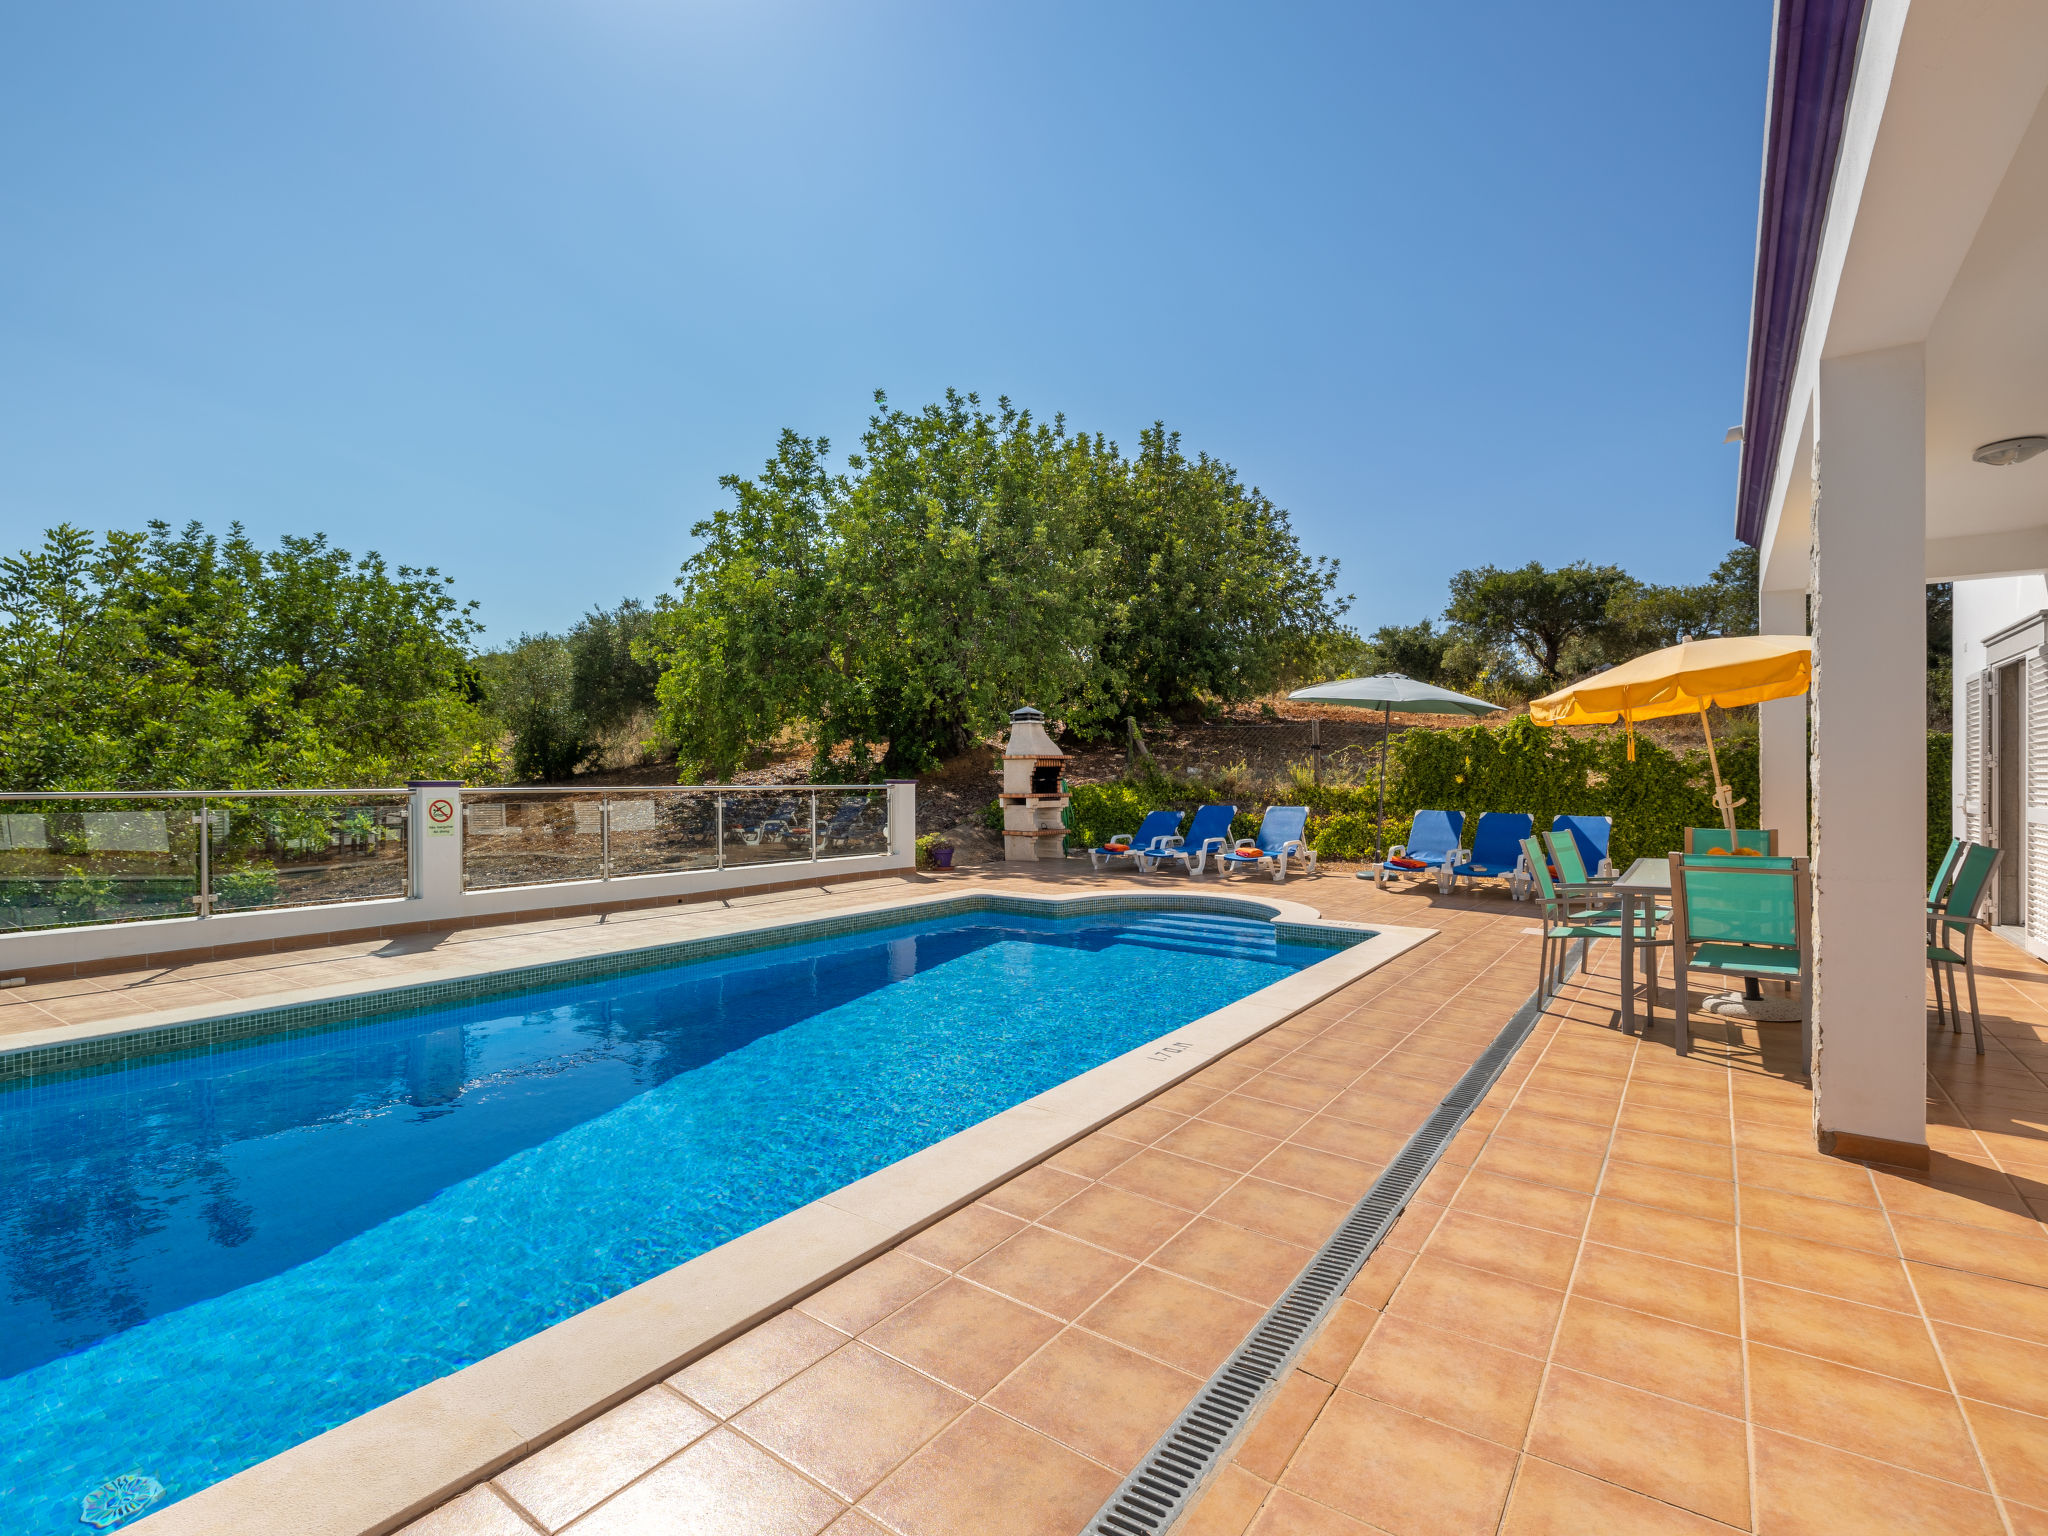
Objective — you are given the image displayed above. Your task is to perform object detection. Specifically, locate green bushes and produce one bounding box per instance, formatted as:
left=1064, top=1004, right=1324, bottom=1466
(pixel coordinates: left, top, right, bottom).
left=1928, top=731, right=1952, bottom=880
left=1384, top=716, right=1756, bottom=866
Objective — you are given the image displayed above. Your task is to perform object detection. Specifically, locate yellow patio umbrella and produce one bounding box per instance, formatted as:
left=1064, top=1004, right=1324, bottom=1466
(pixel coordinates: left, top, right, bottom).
left=1528, top=634, right=1813, bottom=839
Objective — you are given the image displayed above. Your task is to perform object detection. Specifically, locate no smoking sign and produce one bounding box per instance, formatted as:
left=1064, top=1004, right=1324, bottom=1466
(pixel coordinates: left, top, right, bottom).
left=426, top=797, right=457, bottom=837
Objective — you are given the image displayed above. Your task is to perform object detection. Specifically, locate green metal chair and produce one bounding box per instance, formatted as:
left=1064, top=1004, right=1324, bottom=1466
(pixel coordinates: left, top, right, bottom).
left=1669, top=853, right=1811, bottom=1063
left=1929, top=841, right=2000, bottom=1055
left=1522, top=836, right=1666, bottom=1006
left=1927, top=836, right=1965, bottom=919
left=1683, top=827, right=1779, bottom=856
left=1540, top=828, right=1628, bottom=919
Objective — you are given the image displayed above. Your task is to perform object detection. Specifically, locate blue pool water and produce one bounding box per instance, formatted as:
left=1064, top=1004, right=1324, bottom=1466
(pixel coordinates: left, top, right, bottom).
left=0, top=906, right=1338, bottom=1532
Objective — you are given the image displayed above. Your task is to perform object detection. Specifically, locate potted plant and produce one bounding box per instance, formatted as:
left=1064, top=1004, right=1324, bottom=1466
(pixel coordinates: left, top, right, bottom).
left=916, top=833, right=956, bottom=870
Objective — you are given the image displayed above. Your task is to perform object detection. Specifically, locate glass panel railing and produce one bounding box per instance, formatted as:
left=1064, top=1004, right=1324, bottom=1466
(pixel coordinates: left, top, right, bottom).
left=719, top=788, right=814, bottom=868
left=814, top=787, right=890, bottom=860
left=208, top=795, right=410, bottom=914
left=605, top=791, right=720, bottom=878
left=0, top=797, right=202, bottom=931
left=461, top=792, right=605, bottom=891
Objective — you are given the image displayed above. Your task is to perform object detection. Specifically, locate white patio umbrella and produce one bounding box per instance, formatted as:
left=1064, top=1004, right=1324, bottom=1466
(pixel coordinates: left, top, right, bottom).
left=1286, top=674, right=1503, bottom=859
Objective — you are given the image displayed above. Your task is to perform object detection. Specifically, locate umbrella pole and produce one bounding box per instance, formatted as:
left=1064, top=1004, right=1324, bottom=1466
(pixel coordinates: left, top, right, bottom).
left=1376, top=703, right=1390, bottom=861
left=1699, top=704, right=1738, bottom=841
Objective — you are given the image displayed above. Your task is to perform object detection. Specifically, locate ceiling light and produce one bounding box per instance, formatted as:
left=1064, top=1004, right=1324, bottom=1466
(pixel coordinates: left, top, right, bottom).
left=1972, top=436, right=2048, bottom=467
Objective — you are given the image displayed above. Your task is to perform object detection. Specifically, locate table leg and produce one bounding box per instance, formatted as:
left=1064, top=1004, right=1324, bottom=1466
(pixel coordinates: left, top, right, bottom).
left=1621, top=891, right=1637, bottom=1035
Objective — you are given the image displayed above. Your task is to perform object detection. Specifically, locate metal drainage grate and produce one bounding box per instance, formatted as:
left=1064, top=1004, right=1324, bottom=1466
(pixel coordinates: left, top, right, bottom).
left=1087, top=941, right=1585, bottom=1536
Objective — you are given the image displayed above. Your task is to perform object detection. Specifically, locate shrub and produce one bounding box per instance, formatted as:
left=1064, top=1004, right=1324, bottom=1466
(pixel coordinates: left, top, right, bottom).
left=1928, top=731, right=1952, bottom=880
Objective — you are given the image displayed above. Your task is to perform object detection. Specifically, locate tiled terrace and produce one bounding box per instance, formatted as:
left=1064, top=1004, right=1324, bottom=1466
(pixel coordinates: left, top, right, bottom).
left=33, top=861, right=2048, bottom=1534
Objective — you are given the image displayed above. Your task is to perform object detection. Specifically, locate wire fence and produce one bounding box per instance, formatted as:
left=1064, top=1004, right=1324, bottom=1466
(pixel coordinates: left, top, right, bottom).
left=1123, top=719, right=1406, bottom=785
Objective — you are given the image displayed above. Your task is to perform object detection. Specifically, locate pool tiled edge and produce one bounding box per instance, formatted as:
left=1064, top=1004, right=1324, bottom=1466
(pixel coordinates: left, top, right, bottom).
left=0, top=888, right=1371, bottom=1085
left=123, top=912, right=1435, bottom=1536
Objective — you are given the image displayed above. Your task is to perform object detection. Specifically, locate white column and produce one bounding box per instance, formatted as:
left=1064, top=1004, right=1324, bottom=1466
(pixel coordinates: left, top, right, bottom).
left=886, top=780, right=918, bottom=868
left=1759, top=588, right=1810, bottom=859
left=1809, top=344, right=1928, bottom=1165
left=408, top=780, right=465, bottom=920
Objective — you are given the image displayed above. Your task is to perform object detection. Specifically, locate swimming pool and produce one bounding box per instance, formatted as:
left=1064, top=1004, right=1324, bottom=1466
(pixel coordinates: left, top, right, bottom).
left=0, top=904, right=1343, bottom=1532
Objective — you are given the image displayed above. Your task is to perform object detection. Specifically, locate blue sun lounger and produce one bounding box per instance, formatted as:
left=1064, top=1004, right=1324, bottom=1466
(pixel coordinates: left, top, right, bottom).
left=1446, top=811, right=1535, bottom=897
left=1215, top=806, right=1317, bottom=883
left=1376, top=810, right=1464, bottom=886
left=1089, top=809, right=1183, bottom=872
left=1139, top=803, right=1238, bottom=876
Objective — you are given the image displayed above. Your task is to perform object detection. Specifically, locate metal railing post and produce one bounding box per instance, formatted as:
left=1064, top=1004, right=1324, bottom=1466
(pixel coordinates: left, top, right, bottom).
left=601, top=796, right=611, bottom=881
left=715, top=792, right=726, bottom=869
left=809, top=791, right=819, bottom=861
left=194, top=798, right=211, bottom=918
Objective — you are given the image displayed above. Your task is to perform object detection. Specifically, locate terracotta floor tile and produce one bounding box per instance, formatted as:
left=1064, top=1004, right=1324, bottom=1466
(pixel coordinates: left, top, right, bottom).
left=1155, top=1116, right=1283, bottom=1172
left=1550, top=1295, right=1744, bottom=1416
left=1474, top=1134, right=1606, bottom=1193
left=1911, top=1260, right=2048, bottom=1346
left=1739, top=1184, right=1900, bottom=1257
left=1154, top=1079, right=1228, bottom=1116
left=1572, top=1243, right=1741, bottom=1335
left=1177, top=1463, right=1272, bottom=1536
left=797, top=1252, right=949, bottom=1336
left=985, top=1327, right=1197, bottom=1474
left=1750, top=1427, right=2005, bottom=1536
left=822, top=1512, right=890, bottom=1536
left=1342, top=1311, right=1545, bottom=1447
left=1498, top=1456, right=1745, bottom=1535
left=983, top=1164, right=1095, bottom=1221
left=1247, top=1142, right=1378, bottom=1203
left=1939, top=1323, right=2048, bottom=1417
left=560, top=1427, right=843, bottom=1536
left=1233, top=1368, right=1336, bottom=1481
left=857, top=1406, right=1118, bottom=1536
left=1106, top=1104, right=1188, bottom=1144
left=2014, top=1500, right=2048, bottom=1536
left=1280, top=1389, right=1517, bottom=1536
left=1244, top=1488, right=1377, bottom=1534
left=1893, top=1212, right=2048, bottom=1287
left=1146, top=1217, right=1312, bottom=1307
left=1741, top=1278, right=1942, bottom=1388
left=1044, top=1132, right=1144, bottom=1182
left=1617, top=1102, right=1731, bottom=1143
left=1590, top=1195, right=1739, bottom=1271
left=1348, top=1242, right=1418, bottom=1311
left=734, top=1342, right=968, bottom=1501
left=958, top=1225, right=1134, bottom=1321
left=1206, top=1177, right=1349, bottom=1250
left=1102, top=1146, right=1244, bottom=1213
left=1288, top=1298, right=1374, bottom=1385
left=1286, top=1113, right=1405, bottom=1168
left=496, top=1387, right=715, bottom=1531
left=1965, top=1400, right=2048, bottom=1508
left=1610, top=1127, right=1734, bottom=1179
left=1747, top=1341, right=1984, bottom=1486
left=1512, top=1085, right=1621, bottom=1127
left=1079, top=1265, right=1264, bottom=1378
left=1599, top=1159, right=1735, bottom=1222
left=1236, top=1070, right=1340, bottom=1113
left=1038, top=1182, right=1192, bottom=1260
left=1526, top=1366, right=1748, bottom=1528
left=1423, top=1208, right=1580, bottom=1290
left=863, top=1279, right=1062, bottom=1397
left=897, top=1203, right=1025, bottom=1271
left=404, top=1485, right=541, bottom=1536
left=1386, top=1254, right=1564, bottom=1358
left=672, top=1311, right=849, bottom=1418
left=1737, top=1147, right=1879, bottom=1206
left=1200, top=1094, right=1314, bottom=1140
left=1449, top=1170, right=1592, bottom=1237
left=1740, top=1227, right=1920, bottom=1312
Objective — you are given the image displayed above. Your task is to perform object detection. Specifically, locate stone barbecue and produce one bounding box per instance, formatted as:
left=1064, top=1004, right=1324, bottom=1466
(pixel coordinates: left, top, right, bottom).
left=999, top=706, right=1069, bottom=861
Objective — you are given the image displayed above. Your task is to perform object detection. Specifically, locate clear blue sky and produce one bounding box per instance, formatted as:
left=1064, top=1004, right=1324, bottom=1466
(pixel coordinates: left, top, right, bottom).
left=0, top=1, right=1772, bottom=646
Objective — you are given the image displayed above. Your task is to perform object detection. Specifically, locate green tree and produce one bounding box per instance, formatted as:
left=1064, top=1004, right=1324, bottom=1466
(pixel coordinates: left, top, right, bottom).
left=644, top=392, right=1347, bottom=777
left=477, top=635, right=587, bottom=780
left=1444, top=561, right=1631, bottom=685
left=1082, top=425, right=1347, bottom=722
left=569, top=599, right=662, bottom=738
left=0, top=522, right=487, bottom=791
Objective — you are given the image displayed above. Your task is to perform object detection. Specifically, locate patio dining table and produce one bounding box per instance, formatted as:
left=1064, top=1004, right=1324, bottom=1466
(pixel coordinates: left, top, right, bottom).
left=1614, top=856, right=1670, bottom=1035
